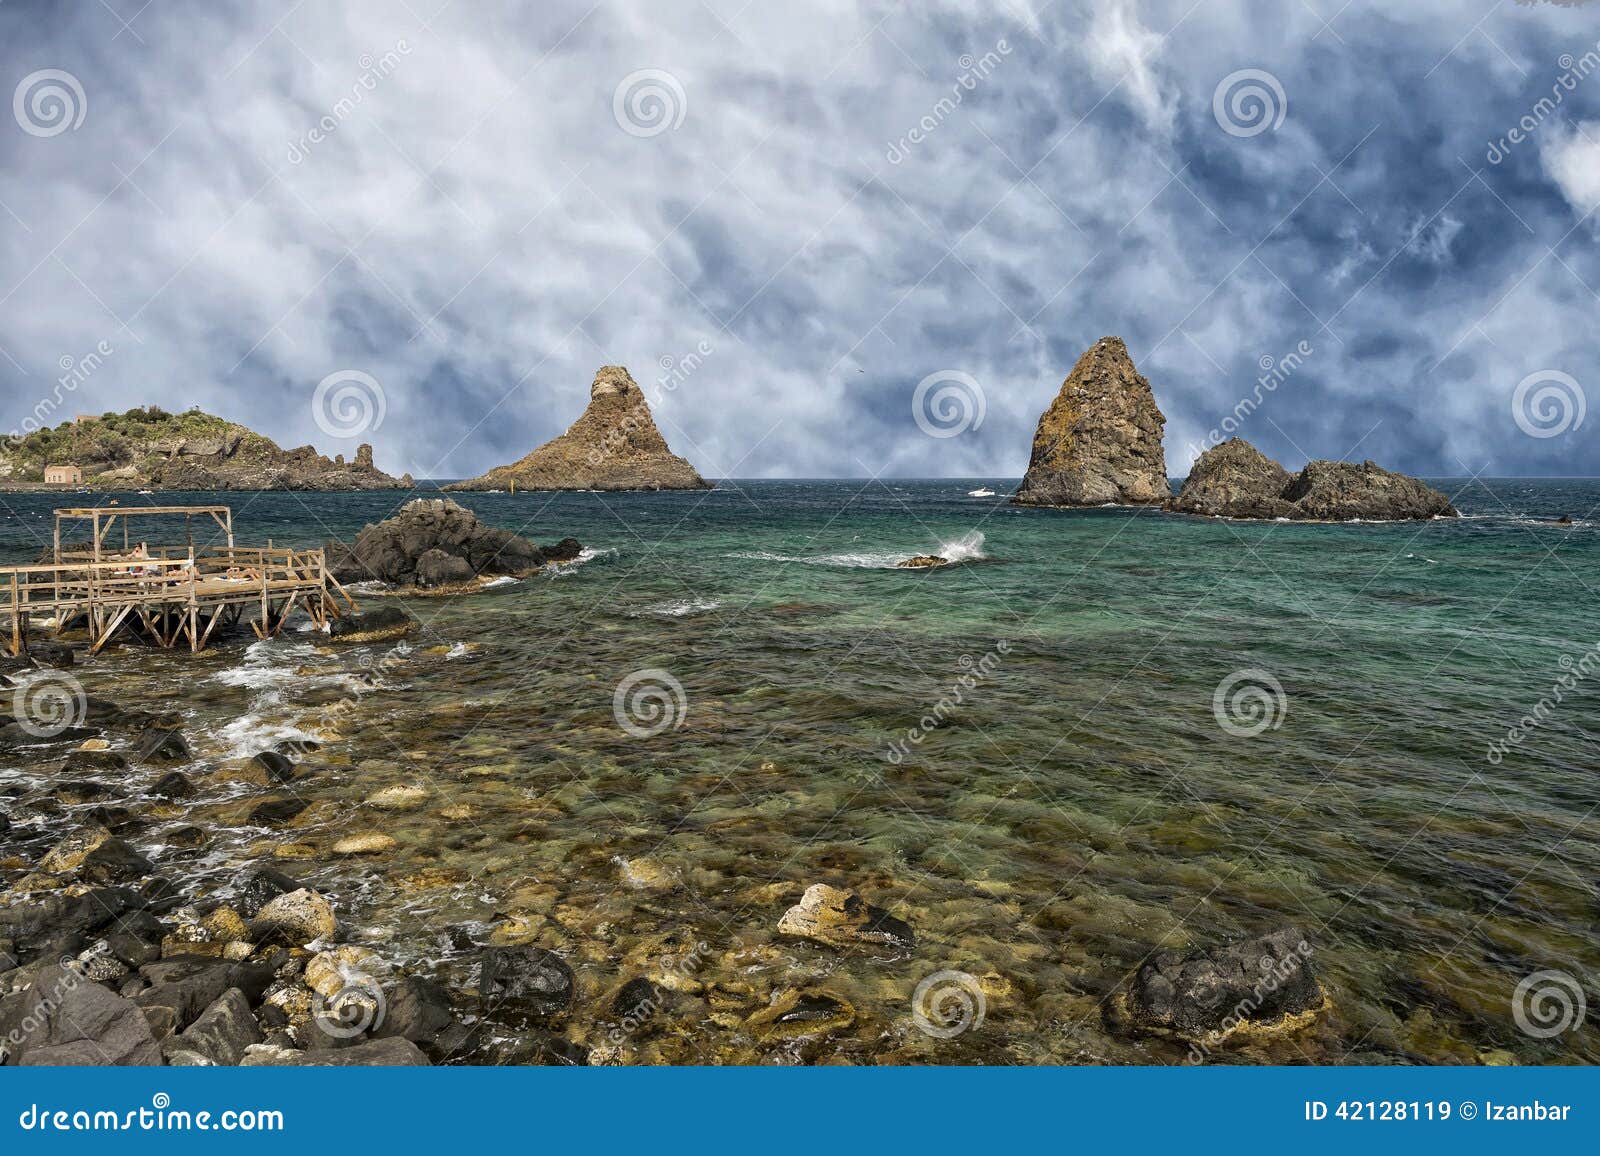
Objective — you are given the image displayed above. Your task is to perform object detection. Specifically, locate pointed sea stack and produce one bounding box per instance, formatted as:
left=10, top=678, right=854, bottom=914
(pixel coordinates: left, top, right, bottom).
left=1172, top=437, right=1458, bottom=521
left=446, top=366, right=711, bottom=492
left=1012, top=337, right=1169, bottom=507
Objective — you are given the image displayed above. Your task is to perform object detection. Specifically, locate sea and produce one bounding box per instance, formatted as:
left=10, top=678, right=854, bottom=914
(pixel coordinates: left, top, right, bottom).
left=0, top=478, right=1595, bottom=1064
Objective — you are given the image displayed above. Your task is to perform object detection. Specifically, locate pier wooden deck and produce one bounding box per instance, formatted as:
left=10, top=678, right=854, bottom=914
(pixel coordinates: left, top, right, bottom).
left=1, top=505, right=356, bottom=656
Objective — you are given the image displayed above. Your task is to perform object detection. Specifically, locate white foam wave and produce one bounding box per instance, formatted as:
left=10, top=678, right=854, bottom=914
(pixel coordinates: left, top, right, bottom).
left=728, top=531, right=989, bottom=570
left=635, top=597, right=723, bottom=618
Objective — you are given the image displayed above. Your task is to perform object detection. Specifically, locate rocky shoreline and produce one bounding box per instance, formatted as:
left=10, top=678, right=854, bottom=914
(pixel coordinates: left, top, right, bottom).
left=0, top=641, right=1333, bottom=1066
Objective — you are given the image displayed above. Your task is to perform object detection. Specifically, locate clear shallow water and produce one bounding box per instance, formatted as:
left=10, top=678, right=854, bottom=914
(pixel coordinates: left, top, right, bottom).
left=1, top=479, right=1597, bottom=1064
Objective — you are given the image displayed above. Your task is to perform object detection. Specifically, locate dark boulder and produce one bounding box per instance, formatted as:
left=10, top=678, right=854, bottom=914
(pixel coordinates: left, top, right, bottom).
left=373, top=975, right=457, bottom=1048
left=165, top=988, right=261, bottom=1065
left=324, top=497, right=574, bottom=588
left=136, top=960, right=274, bottom=1031
left=0, top=888, right=138, bottom=958
left=477, top=945, right=574, bottom=1020
left=1, top=962, right=161, bottom=1065
left=543, top=537, right=584, bottom=563
left=135, top=727, right=191, bottom=764
left=26, top=640, right=75, bottom=668
left=415, top=548, right=475, bottom=588
left=249, top=798, right=308, bottom=827
left=60, top=748, right=128, bottom=773
left=152, top=770, right=195, bottom=799
left=79, top=838, right=154, bottom=884
left=1170, top=438, right=1296, bottom=518
left=251, top=751, right=295, bottom=783
left=328, top=606, right=417, bottom=643
left=1119, top=926, right=1324, bottom=1041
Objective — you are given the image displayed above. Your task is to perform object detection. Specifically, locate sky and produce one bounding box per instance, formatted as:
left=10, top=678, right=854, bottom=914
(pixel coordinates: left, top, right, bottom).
left=0, top=0, right=1596, bottom=481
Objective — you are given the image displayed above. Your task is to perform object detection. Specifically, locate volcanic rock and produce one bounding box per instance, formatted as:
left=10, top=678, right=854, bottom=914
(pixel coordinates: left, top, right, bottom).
left=1013, top=337, right=1169, bottom=507
left=1116, top=926, right=1325, bottom=1043
left=446, top=366, right=711, bottom=492
left=324, top=497, right=568, bottom=587
left=1171, top=438, right=1458, bottom=521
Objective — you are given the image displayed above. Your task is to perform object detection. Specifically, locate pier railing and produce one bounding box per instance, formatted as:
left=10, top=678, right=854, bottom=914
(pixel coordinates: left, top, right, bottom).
left=1, top=545, right=354, bottom=655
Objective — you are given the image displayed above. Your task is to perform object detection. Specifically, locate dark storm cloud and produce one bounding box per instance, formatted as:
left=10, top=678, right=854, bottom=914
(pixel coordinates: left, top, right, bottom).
left=0, top=0, right=1594, bottom=481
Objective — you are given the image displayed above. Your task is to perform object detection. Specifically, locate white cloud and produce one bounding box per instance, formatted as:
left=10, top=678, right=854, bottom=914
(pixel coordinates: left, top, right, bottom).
left=1540, top=120, right=1600, bottom=216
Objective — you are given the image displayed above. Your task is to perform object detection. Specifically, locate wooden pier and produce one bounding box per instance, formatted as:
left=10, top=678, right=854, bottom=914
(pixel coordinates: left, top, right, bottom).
left=1, top=505, right=356, bottom=657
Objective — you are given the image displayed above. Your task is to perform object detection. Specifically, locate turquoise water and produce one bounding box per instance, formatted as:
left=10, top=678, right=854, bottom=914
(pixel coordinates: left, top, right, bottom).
left=1, top=479, right=1596, bottom=1064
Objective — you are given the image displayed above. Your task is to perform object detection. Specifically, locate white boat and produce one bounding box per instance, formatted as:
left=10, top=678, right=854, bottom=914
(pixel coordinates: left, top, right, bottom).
left=967, top=487, right=996, bottom=497
left=137, top=489, right=154, bottom=495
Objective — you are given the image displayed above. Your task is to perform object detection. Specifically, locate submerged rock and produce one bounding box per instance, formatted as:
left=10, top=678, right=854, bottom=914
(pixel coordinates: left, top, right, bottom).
left=327, top=606, right=417, bottom=644
left=1013, top=337, right=1169, bottom=508
left=446, top=365, right=712, bottom=492
left=745, top=986, right=857, bottom=1040
left=1116, top=926, right=1325, bottom=1043
left=777, top=883, right=916, bottom=950
left=897, top=555, right=948, bottom=569
left=332, top=832, right=396, bottom=856
left=1172, top=438, right=1457, bottom=521
left=477, top=945, right=574, bottom=1019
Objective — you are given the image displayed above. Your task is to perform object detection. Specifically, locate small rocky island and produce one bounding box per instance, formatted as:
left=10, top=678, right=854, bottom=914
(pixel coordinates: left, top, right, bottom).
left=325, top=497, right=582, bottom=590
left=1010, top=340, right=1456, bottom=522
left=1012, top=337, right=1169, bottom=508
left=1172, top=438, right=1458, bottom=521
left=0, top=406, right=411, bottom=491
left=446, top=366, right=710, bottom=492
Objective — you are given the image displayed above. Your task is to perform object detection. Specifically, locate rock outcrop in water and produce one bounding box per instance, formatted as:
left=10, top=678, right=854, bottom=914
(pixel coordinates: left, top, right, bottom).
left=1171, top=438, right=1458, bottom=521
left=324, top=498, right=581, bottom=589
left=1113, top=926, right=1325, bottom=1045
left=0, top=406, right=411, bottom=491
left=446, top=366, right=711, bottom=492
left=1012, top=337, right=1169, bottom=508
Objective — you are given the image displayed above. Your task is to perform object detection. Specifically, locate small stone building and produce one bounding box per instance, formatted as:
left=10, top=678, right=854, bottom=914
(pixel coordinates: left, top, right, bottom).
left=43, top=464, right=83, bottom=485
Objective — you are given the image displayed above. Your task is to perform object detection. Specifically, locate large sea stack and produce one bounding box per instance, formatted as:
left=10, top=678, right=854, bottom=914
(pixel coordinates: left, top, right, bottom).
left=1172, top=437, right=1458, bottom=521
left=446, top=366, right=710, bottom=492
left=1012, top=337, right=1169, bottom=507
